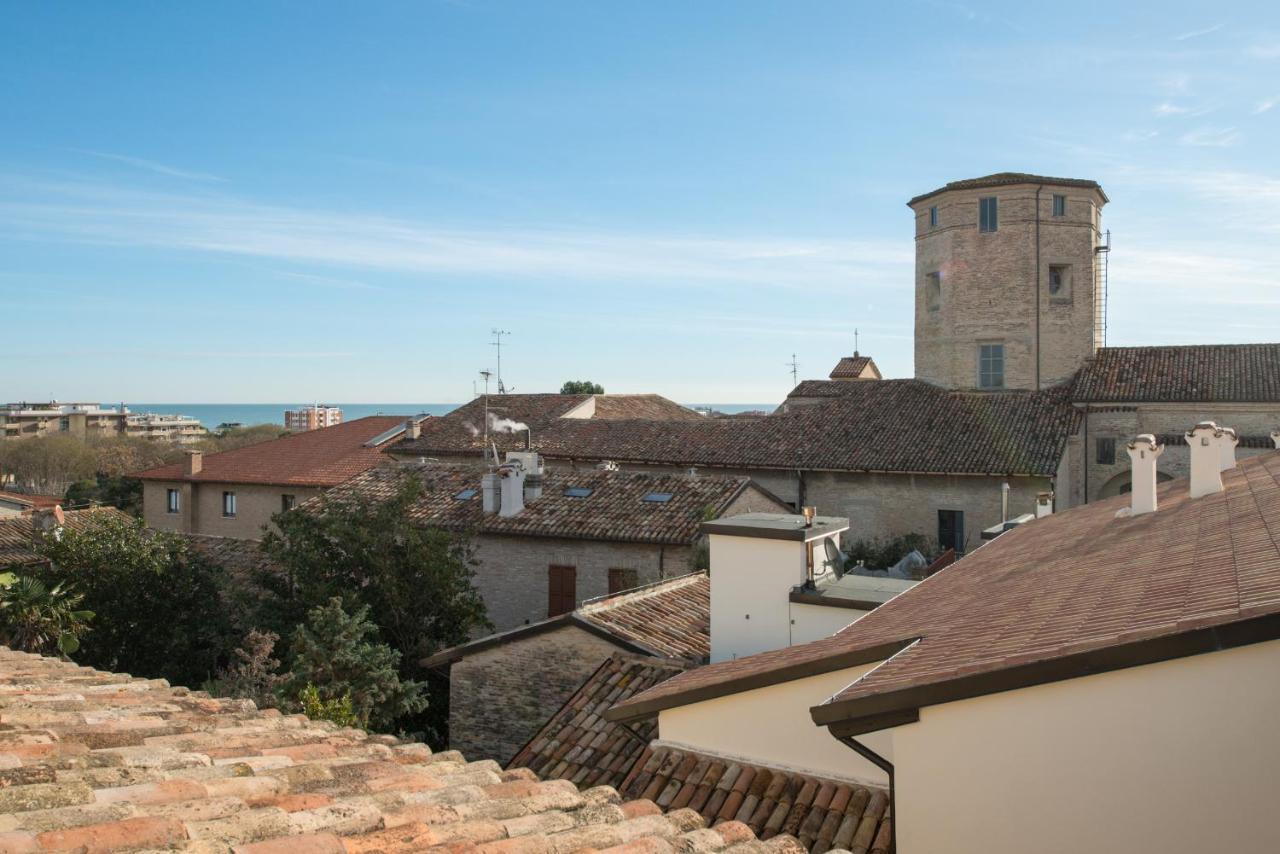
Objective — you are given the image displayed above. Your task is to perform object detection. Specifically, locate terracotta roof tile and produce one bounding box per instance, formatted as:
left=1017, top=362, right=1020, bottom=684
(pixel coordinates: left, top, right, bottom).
left=0, top=646, right=801, bottom=854
left=613, top=449, right=1280, bottom=727
left=0, top=507, right=133, bottom=569
left=1073, top=343, right=1280, bottom=402
left=133, top=416, right=408, bottom=487
left=827, top=356, right=880, bottom=381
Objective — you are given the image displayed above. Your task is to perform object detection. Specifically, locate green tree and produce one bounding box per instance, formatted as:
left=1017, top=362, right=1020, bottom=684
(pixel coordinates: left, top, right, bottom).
left=211, top=629, right=287, bottom=710
left=201, top=424, right=286, bottom=453
left=0, top=435, right=97, bottom=495
left=0, top=574, right=93, bottom=656
left=35, top=513, right=237, bottom=685
left=559, top=380, right=605, bottom=394
left=284, top=598, right=426, bottom=731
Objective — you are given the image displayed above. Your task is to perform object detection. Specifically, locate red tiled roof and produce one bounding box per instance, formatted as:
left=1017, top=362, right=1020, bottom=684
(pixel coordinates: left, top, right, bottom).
left=321, top=464, right=773, bottom=547
left=133, top=416, right=408, bottom=487
left=619, top=744, right=891, bottom=854
left=0, top=491, right=62, bottom=511
left=1073, top=344, right=1280, bottom=403
left=509, top=655, right=686, bottom=790
left=827, top=356, right=880, bottom=381
left=908, top=172, right=1106, bottom=206
left=0, top=647, right=801, bottom=854
left=613, top=449, right=1280, bottom=728
left=0, top=507, right=133, bottom=568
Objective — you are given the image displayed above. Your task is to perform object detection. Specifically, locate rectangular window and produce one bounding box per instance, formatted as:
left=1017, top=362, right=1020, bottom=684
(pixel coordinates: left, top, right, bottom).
left=608, top=567, right=638, bottom=595
left=925, top=271, right=942, bottom=309
left=978, top=344, right=1005, bottom=389
left=938, top=510, right=966, bottom=555
left=281, top=494, right=296, bottom=513
left=166, top=488, right=180, bottom=514
left=1048, top=264, right=1070, bottom=298
left=1052, top=194, right=1066, bottom=217
left=1096, top=437, right=1117, bottom=466
left=929, top=205, right=938, bottom=227
left=548, top=565, right=577, bottom=617
left=979, top=197, right=998, bottom=233
left=222, top=491, right=237, bottom=518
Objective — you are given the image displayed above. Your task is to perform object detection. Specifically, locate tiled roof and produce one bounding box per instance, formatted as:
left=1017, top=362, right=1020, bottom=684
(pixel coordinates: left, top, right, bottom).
left=321, top=464, right=767, bottom=547
left=614, top=449, right=1280, bottom=728
left=509, top=655, right=686, bottom=791
left=0, top=646, right=801, bottom=854
left=619, top=745, right=891, bottom=854
left=133, top=416, right=408, bottom=487
left=588, top=396, right=705, bottom=421
left=0, top=491, right=61, bottom=511
left=827, top=356, right=879, bottom=381
left=0, top=507, right=132, bottom=568
left=1073, top=344, right=1280, bottom=403
left=907, top=172, right=1106, bottom=206
left=423, top=573, right=711, bottom=667
left=398, top=381, right=1076, bottom=477
left=180, top=534, right=278, bottom=581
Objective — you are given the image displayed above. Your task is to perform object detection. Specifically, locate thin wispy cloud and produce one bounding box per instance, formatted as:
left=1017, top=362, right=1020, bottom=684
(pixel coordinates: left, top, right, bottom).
left=1254, top=97, right=1278, bottom=114
left=1153, top=102, right=1191, bottom=116
left=271, top=270, right=382, bottom=291
left=1173, top=23, right=1224, bottom=41
left=1248, top=41, right=1280, bottom=59
left=0, top=176, right=911, bottom=293
left=1178, top=126, right=1240, bottom=147
left=76, top=150, right=226, bottom=183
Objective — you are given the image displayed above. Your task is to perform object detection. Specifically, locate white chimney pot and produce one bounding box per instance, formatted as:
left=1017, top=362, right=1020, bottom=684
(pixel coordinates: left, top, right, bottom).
left=1126, top=435, right=1163, bottom=516
left=1185, top=422, right=1226, bottom=499
left=498, top=462, right=526, bottom=517
left=481, top=472, right=500, bottom=515
left=1271, top=429, right=1280, bottom=450
left=1218, top=426, right=1239, bottom=472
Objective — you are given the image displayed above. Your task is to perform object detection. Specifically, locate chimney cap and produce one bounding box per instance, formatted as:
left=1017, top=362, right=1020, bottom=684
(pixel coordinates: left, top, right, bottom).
left=701, top=512, right=849, bottom=542
left=1127, top=434, right=1161, bottom=451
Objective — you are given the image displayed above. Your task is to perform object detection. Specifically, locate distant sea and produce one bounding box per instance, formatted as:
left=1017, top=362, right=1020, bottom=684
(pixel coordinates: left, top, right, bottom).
left=123, top=402, right=776, bottom=431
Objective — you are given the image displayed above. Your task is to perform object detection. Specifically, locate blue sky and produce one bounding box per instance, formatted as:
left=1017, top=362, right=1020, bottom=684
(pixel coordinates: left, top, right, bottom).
left=2, top=1, right=1277, bottom=403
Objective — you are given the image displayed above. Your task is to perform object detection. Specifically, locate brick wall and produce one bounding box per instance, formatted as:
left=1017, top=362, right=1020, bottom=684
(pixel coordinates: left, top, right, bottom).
left=447, top=624, right=625, bottom=763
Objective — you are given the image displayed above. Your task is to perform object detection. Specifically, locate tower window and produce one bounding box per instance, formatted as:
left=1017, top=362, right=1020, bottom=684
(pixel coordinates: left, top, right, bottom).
left=925, top=271, right=942, bottom=310
left=1048, top=264, right=1071, bottom=300
left=978, top=344, right=1005, bottom=389
left=929, top=206, right=938, bottom=227
left=1096, top=437, right=1117, bottom=466
left=979, top=197, right=998, bottom=233
left=1052, top=194, right=1066, bottom=217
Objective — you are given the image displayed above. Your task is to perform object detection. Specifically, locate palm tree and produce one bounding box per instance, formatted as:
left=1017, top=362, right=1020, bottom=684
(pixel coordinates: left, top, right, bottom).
left=0, top=574, right=94, bottom=656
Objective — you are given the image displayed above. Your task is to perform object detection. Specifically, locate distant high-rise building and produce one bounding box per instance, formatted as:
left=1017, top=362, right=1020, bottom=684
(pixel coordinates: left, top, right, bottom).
left=285, top=404, right=343, bottom=432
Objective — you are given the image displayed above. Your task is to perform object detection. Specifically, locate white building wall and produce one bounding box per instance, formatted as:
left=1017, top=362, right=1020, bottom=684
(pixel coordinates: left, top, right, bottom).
left=890, top=638, right=1280, bottom=854
left=709, top=534, right=808, bottom=662
left=788, top=602, right=865, bottom=644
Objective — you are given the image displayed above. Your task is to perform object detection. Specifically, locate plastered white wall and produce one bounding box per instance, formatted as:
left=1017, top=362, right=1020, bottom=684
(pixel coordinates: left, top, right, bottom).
left=709, top=534, right=809, bottom=662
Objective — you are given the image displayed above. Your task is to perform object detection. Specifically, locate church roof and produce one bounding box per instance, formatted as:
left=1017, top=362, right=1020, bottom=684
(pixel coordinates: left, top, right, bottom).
left=1074, top=343, right=1280, bottom=403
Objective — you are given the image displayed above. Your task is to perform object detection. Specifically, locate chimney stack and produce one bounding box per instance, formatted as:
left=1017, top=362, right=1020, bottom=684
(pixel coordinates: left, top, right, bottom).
left=481, top=471, right=500, bottom=515
left=1218, top=426, right=1239, bottom=472
left=1035, top=492, right=1054, bottom=518
left=505, top=450, right=544, bottom=502
left=1126, top=435, right=1164, bottom=516
left=498, top=461, right=526, bottom=517
left=1185, top=422, right=1227, bottom=499
left=184, top=450, right=203, bottom=476
left=31, top=505, right=65, bottom=546
left=404, top=418, right=421, bottom=441
left=1272, top=428, right=1280, bottom=449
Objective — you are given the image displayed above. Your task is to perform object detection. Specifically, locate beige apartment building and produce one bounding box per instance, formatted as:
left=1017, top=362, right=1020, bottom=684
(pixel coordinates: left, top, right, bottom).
left=1, top=401, right=206, bottom=443
left=285, top=404, right=343, bottom=432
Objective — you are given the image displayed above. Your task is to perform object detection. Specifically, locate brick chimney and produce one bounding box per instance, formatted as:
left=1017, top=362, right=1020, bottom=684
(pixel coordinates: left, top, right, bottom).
left=1185, top=422, right=1227, bottom=499
left=404, top=418, right=421, bottom=441
left=184, top=450, right=203, bottom=476
left=1126, top=435, right=1163, bottom=516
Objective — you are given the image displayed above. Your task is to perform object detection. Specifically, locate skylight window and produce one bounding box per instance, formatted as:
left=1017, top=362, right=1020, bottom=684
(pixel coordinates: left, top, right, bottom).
left=453, top=488, right=478, bottom=500
left=564, top=487, right=593, bottom=498
left=643, top=492, right=674, bottom=503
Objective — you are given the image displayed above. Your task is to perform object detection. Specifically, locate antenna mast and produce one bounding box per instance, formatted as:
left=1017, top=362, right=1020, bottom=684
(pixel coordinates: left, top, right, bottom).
left=786, top=353, right=799, bottom=388
left=479, top=370, right=493, bottom=464
left=491, top=329, right=511, bottom=394
left=853, top=328, right=859, bottom=356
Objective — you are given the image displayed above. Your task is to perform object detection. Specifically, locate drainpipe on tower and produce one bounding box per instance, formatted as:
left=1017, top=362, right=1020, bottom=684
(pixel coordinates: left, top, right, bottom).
left=1034, top=185, right=1043, bottom=391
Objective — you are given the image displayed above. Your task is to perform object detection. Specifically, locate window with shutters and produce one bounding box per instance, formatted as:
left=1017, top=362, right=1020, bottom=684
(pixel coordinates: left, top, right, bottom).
left=608, top=567, right=638, bottom=595
left=547, top=565, right=577, bottom=617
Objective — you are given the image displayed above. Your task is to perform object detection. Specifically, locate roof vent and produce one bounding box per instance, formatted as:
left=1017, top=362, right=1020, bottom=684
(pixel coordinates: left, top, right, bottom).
left=1185, top=422, right=1228, bottom=499
left=1126, top=435, right=1163, bottom=516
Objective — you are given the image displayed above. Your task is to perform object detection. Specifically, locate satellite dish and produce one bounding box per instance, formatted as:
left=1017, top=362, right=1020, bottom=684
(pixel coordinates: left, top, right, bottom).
left=824, top=538, right=848, bottom=579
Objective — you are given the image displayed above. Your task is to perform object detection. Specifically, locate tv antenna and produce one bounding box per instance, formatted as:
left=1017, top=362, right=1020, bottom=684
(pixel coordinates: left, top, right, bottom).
left=786, top=353, right=799, bottom=388
left=853, top=328, right=859, bottom=356
left=491, top=329, right=512, bottom=394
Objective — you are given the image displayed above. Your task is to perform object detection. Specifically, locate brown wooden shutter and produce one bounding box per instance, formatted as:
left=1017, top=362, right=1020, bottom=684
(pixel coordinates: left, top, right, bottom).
left=548, top=565, right=577, bottom=617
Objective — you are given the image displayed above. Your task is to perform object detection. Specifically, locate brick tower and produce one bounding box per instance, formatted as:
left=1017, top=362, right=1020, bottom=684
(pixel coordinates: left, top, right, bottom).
left=908, top=173, right=1108, bottom=391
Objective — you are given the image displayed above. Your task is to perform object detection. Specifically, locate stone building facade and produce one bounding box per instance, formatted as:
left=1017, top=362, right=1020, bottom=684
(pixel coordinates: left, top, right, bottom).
left=910, top=173, right=1108, bottom=391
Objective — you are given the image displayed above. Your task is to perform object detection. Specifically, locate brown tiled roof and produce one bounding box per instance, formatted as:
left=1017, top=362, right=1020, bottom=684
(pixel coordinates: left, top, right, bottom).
left=0, top=647, right=800, bottom=854
left=322, top=464, right=769, bottom=547
left=619, top=744, right=892, bottom=854
left=827, top=356, right=880, bottom=380
left=907, top=172, right=1106, bottom=206
left=1073, top=344, right=1280, bottom=403
left=399, top=381, right=1076, bottom=477
left=588, top=396, right=704, bottom=421
left=180, top=534, right=278, bottom=581
left=133, top=416, right=408, bottom=487
left=0, top=507, right=132, bottom=568
left=509, top=655, right=686, bottom=790
left=614, top=450, right=1280, bottom=730
left=0, top=491, right=62, bottom=512
left=423, top=573, right=711, bottom=667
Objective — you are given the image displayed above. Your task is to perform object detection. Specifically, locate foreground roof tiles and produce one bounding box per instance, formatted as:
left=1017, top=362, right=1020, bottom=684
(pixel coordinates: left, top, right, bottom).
left=323, top=464, right=765, bottom=547
left=0, top=647, right=800, bottom=854
left=133, top=416, right=408, bottom=488
left=619, top=745, right=890, bottom=854
left=614, top=449, right=1280, bottom=726
left=0, top=507, right=132, bottom=568
left=1073, top=343, right=1280, bottom=403
left=509, top=656, right=685, bottom=791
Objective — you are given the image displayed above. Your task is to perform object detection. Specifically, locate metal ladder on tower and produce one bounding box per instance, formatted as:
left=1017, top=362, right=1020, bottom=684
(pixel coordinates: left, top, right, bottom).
left=1094, top=229, right=1111, bottom=347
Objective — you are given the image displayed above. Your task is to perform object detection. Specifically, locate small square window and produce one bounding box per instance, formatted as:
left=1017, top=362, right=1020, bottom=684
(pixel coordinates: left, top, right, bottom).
left=1096, top=437, right=1117, bottom=466
left=978, top=344, right=1005, bottom=389
left=222, top=491, right=237, bottom=518
left=1052, top=194, right=1066, bottom=217
left=564, top=487, right=593, bottom=498
left=453, top=488, right=478, bottom=501
left=979, top=197, right=998, bottom=233
left=166, top=488, right=180, bottom=514
left=643, top=492, right=673, bottom=503
left=929, top=206, right=938, bottom=227
left=925, top=271, right=942, bottom=310
left=281, top=494, right=296, bottom=513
